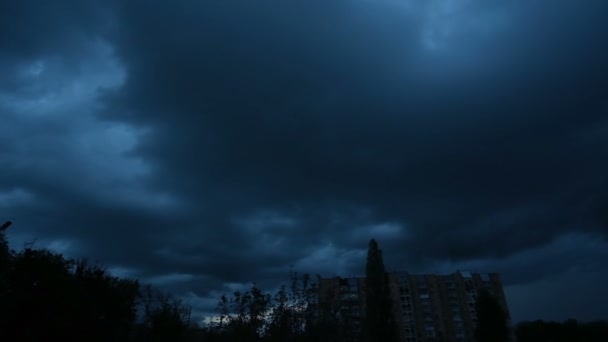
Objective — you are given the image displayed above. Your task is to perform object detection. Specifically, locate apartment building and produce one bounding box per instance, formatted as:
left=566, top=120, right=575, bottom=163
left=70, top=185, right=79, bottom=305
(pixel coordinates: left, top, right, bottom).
left=318, top=276, right=366, bottom=341
left=318, top=271, right=512, bottom=342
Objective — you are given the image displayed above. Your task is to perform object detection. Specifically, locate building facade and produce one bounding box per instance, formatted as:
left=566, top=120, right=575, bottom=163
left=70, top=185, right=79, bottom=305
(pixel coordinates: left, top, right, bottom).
left=319, top=271, right=512, bottom=342
left=318, top=276, right=366, bottom=341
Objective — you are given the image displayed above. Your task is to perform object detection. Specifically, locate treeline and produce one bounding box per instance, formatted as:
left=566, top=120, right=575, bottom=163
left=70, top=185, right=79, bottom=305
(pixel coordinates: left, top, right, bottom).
left=515, top=319, right=608, bottom=342
left=4, top=226, right=607, bottom=341
left=204, top=272, right=352, bottom=342
left=0, top=227, right=194, bottom=341
left=0, top=229, right=403, bottom=341
left=195, top=239, right=512, bottom=342
left=0, top=230, right=508, bottom=342
left=200, top=240, right=402, bottom=342
left=0, top=225, right=352, bottom=341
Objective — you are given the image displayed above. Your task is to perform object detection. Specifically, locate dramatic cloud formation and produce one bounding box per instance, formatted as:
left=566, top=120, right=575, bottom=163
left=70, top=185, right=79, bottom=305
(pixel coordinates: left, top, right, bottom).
left=1, top=0, right=607, bottom=322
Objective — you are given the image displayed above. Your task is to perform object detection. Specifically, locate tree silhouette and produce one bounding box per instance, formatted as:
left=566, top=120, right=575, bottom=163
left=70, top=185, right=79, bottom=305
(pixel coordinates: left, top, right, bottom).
left=72, top=259, right=140, bottom=340
left=474, top=288, right=509, bottom=342
left=1, top=248, right=77, bottom=339
left=0, top=229, right=8, bottom=301
left=211, top=283, right=271, bottom=341
left=135, top=285, right=192, bottom=341
left=0, top=247, right=140, bottom=340
left=515, top=319, right=608, bottom=342
left=365, top=239, right=398, bottom=342
left=208, top=272, right=338, bottom=342
left=0, top=224, right=9, bottom=269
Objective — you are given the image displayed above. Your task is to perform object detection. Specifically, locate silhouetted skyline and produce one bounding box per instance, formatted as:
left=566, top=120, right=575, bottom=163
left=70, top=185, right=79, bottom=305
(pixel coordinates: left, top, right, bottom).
left=1, top=0, right=607, bottom=324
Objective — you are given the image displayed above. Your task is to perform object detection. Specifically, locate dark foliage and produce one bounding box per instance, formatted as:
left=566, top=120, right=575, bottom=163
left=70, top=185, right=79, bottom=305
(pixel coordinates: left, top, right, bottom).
left=3, top=224, right=606, bottom=342
left=364, top=239, right=398, bottom=342
left=0, top=223, right=193, bottom=341
left=207, top=271, right=326, bottom=342
left=0, top=248, right=140, bottom=340
left=133, top=285, right=193, bottom=341
left=516, top=319, right=608, bottom=342
left=0, top=229, right=9, bottom=281
left=474, top=288, right=510, bottom=342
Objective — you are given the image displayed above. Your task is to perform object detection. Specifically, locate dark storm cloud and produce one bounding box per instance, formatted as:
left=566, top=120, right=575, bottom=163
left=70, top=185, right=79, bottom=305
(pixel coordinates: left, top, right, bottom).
left=2, top=0, right=608, bottom=322
left=105, top=0, right=608, bottom=256
left=0, top=0, right=116, bottom=93
left=0, top=0, right=115, bottom=52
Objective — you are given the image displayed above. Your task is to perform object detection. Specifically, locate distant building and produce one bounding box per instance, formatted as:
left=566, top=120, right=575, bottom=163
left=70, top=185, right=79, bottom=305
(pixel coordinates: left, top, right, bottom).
left=318, top=271, right=512, bottom=342
left=318, top=276, right=366, bottom=342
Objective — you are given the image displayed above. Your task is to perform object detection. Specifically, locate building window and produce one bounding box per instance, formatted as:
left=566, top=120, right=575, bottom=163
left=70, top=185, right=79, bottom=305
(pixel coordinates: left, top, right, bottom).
left=425, top=326, right=436, bottom=337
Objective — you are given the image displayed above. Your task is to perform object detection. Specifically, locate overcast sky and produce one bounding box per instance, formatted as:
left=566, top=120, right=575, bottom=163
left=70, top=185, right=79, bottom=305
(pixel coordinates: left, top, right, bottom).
left=1, top=0, right=607, bottom=324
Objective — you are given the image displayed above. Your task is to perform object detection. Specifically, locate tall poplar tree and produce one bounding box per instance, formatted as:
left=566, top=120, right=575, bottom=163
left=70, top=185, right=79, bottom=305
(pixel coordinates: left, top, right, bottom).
left=365, top=239, right=398, bottom=342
